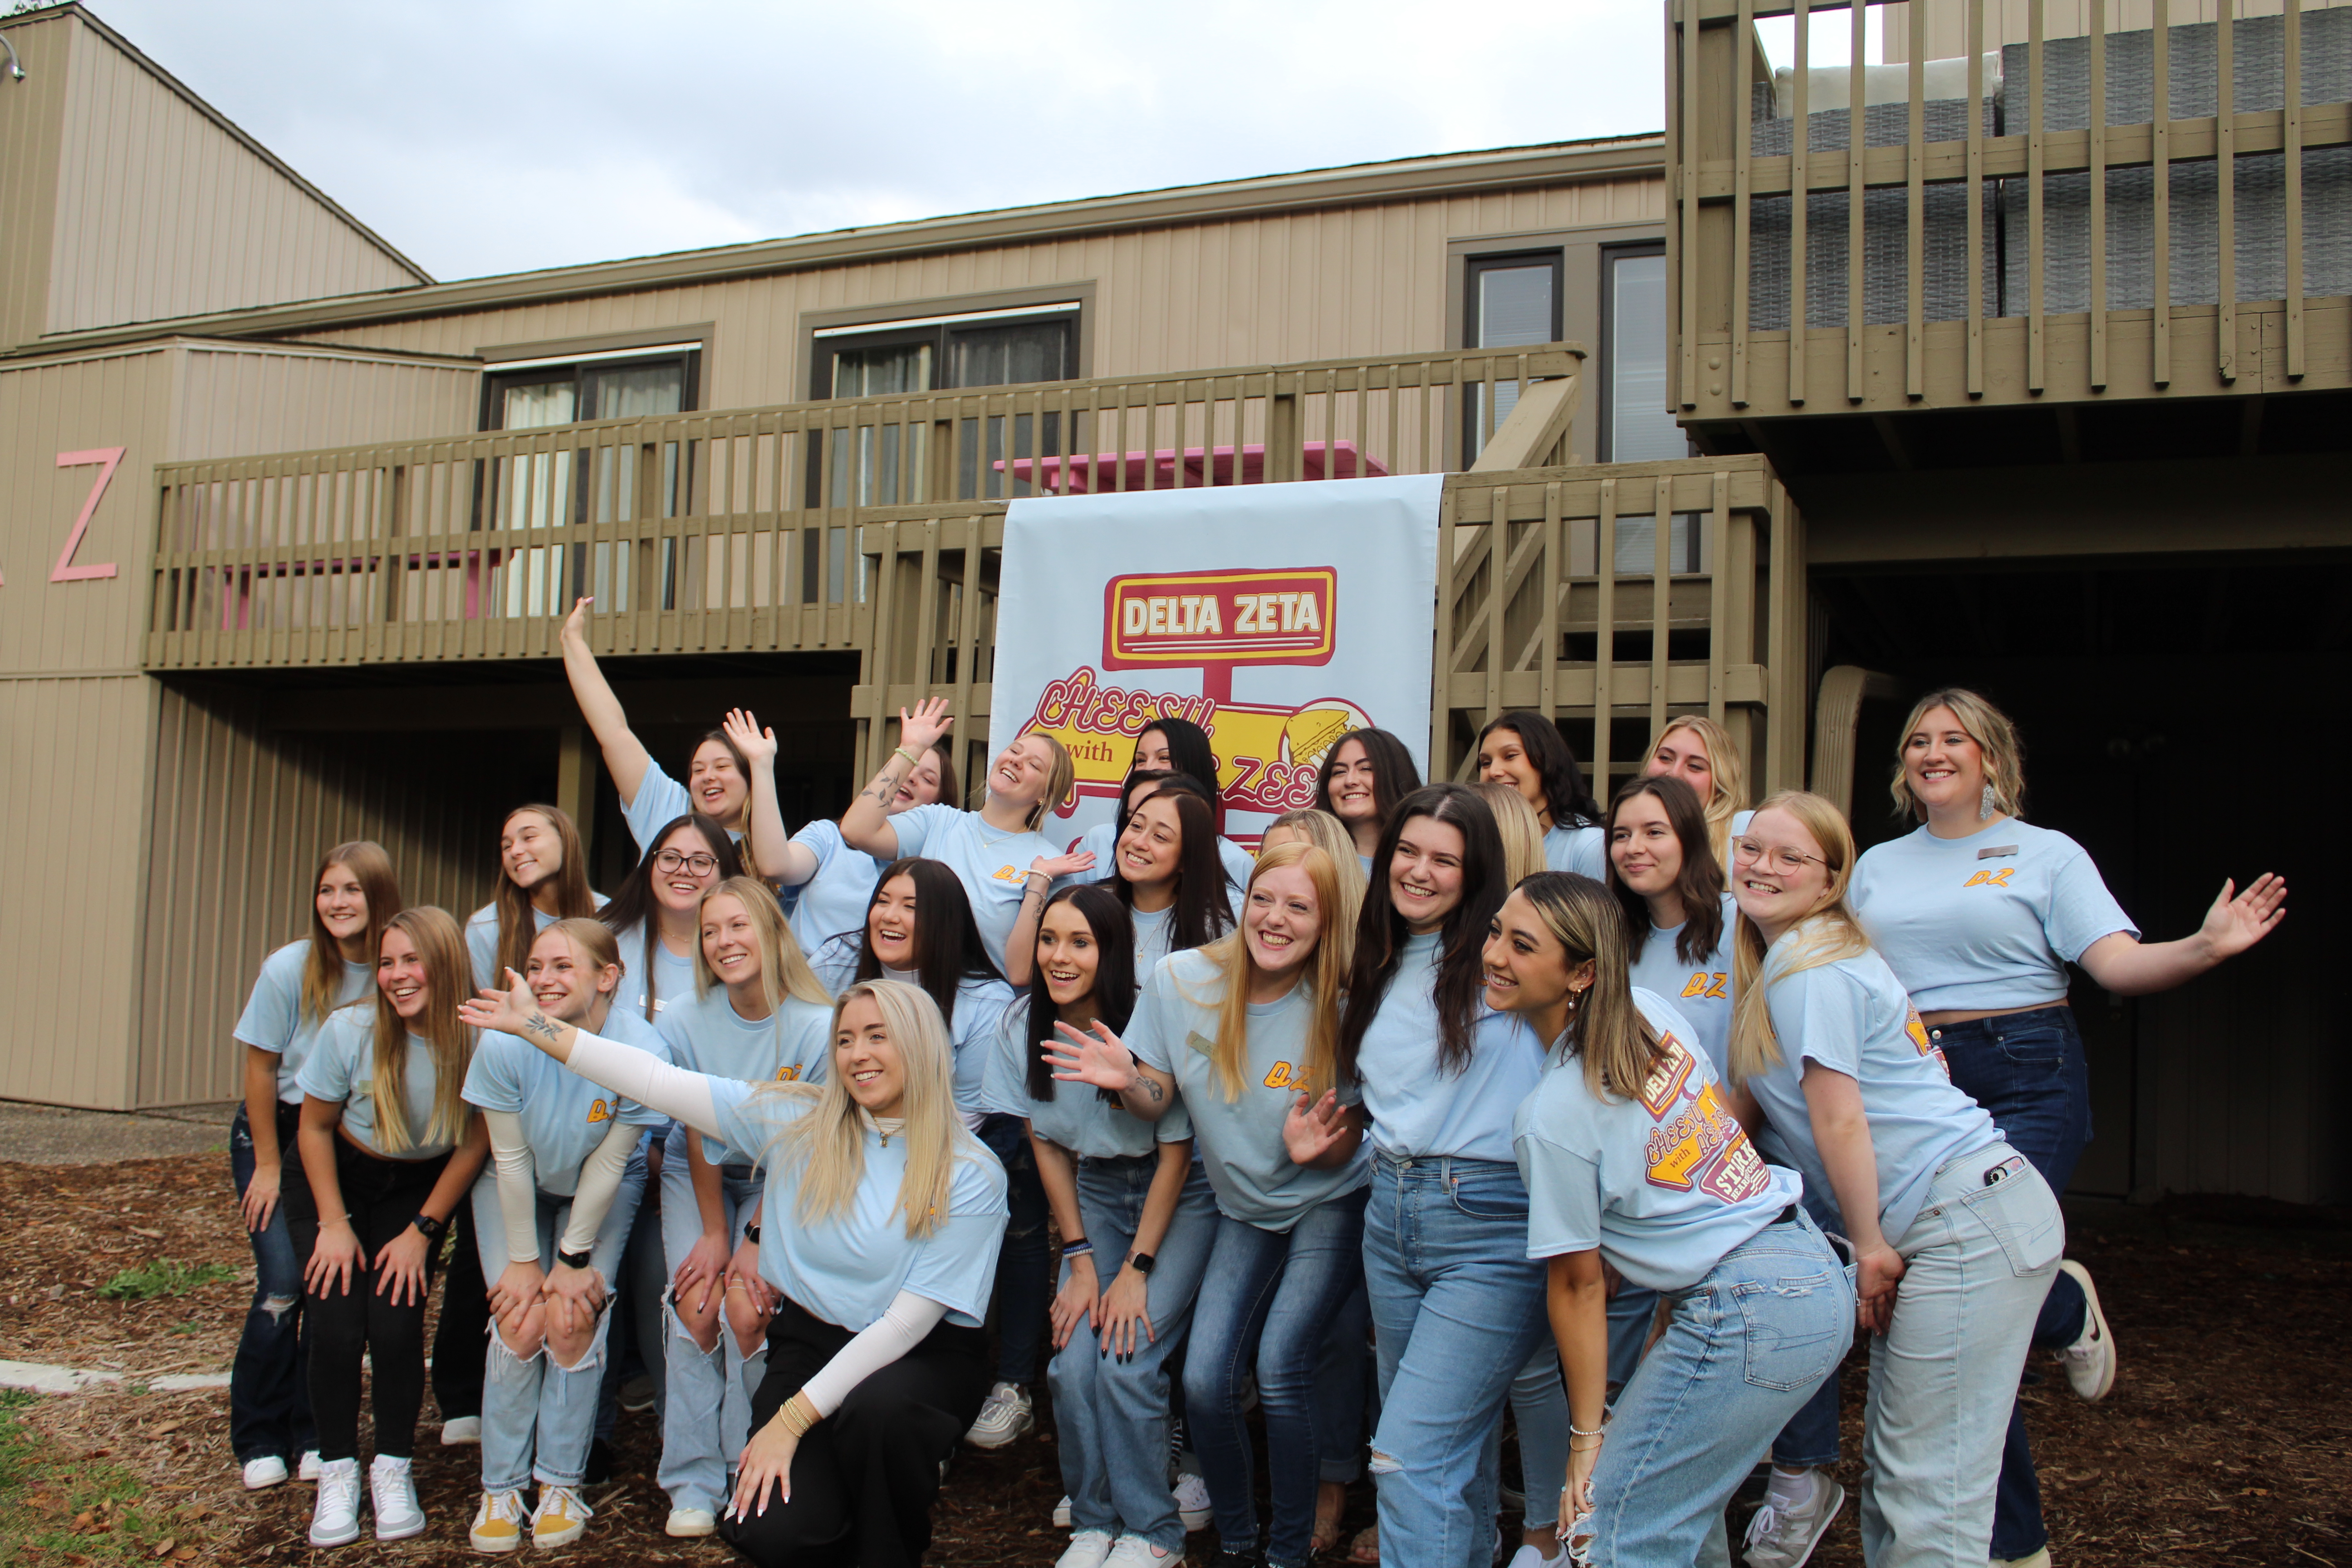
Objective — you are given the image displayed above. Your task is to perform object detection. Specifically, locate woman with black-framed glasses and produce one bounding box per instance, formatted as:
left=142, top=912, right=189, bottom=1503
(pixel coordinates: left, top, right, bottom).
left=598, top=814, right=745, bottom=1027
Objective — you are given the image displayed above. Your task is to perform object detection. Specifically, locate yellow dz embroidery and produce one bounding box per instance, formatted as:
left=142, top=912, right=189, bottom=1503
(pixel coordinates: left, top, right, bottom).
left=992, top=864, right=1025, bottom=882
left=586, top=1098, right=612, bottom=1123
left=1963, top=867, right=2016, bottom=888
left=1262, top=1060, right=1302, bottom=1090
left=776, top=1065, right=804, bottom=1082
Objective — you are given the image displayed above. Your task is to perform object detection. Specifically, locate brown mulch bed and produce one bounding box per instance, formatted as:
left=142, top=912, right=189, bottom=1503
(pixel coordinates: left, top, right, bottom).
left=0, top=1157, right=2347, bottom=1565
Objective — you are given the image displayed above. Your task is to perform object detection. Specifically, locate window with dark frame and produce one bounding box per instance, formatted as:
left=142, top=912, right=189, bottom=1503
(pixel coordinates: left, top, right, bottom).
left=1462, top=250, right=1564, bottom=458
left=479, top=344, right=702, bottom=615
left=811, top=305, right=1079, bottom=510
left=1597, top=244, right=1699, bottom=575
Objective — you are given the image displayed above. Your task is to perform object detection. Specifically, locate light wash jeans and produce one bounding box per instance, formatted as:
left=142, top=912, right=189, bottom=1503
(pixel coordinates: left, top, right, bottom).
left=1860, top=1143, right=2063, bottom=1568
left=1364, top=1154, right=1561, bottom=1568
left=1186, top=1186, right=1368, bottom=1568
left=1049, top=1156, right=1218, bottom=1552
left=468, top=1152, right=647, bottom=1492
left=658, top=1132, right=766, bottom=1514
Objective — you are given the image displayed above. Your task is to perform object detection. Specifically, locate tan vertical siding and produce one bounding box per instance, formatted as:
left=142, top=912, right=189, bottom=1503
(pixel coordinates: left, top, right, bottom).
left=1887, top=0, right=2352, bottom=62
left=172, top=345, right=479, bottom=461
left=0, top=12, right=72, bottom=351
left=44, top=13, right=423, bottom=338
left=0, top=674, right=155, bottom=1107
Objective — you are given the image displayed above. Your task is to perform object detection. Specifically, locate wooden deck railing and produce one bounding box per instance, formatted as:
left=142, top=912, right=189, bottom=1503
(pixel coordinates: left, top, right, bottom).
left=1669, top=0, right=2352, bottom=417
left=142, top=344, right=1583, bottom=671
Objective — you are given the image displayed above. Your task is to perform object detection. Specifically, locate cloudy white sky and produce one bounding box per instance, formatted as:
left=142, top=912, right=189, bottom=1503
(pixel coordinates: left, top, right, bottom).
left=70, top=1, right=1875, bottom=284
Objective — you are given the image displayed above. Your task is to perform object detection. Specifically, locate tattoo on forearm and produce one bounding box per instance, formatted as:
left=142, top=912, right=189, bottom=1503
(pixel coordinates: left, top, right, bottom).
left=524, top=1010, right=561, bottom=1044
left=860, top=763, right=907, bottom=807
left=1139, top=1076, right=1163, bottom=1103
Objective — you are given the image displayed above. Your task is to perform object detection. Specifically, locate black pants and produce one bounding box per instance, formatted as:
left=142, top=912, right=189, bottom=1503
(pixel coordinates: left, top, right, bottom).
left=719, top=1298, right=992, bottom=1568
left=431, top=1198, right=488, bottom=1422
left=284, top=1137, right=449, bottom=1462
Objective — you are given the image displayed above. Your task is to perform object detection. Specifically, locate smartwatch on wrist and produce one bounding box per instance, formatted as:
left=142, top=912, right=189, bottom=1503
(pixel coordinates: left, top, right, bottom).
left=556, top=1246, right=593, bottom=1271
left=1129, top=1251, right=1156, bottom=1276
left=411, top=1211, right=447, bottom=1242
left=744, top=1221, right=762, bottom=1245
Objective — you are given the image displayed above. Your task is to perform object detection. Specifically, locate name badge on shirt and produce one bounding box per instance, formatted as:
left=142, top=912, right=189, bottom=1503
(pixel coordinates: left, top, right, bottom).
left=1976, top=844, right=2019, bottom=859
left=1184, top=1030, right=1216, bottom=1060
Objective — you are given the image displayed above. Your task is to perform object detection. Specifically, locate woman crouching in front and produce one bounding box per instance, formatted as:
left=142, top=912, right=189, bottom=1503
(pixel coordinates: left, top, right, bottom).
left=462, top=973, right=1007, bottom=1568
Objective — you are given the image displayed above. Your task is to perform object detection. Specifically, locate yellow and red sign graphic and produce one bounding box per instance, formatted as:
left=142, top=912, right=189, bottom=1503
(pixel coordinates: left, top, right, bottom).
left=1103, top=568, right=1337, bottom=670
left=1639, top=1034, right=1774, bottom=1205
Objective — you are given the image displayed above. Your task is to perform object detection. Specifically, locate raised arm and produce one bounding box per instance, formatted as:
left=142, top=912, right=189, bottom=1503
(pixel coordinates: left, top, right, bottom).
left=560, top=597, right=652, bottom=807
left=460, top=972, right=723, bottom=1140
left=839, top=698, right=954, bottom=860
left=1045, top=1019, right=1179, bottom=1122
left=2076, top=873, right=2286, bottom=997
left=722, top=708, right=814, bottom=885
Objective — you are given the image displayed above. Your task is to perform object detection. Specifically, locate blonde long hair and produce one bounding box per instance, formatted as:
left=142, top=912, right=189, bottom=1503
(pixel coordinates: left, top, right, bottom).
left=369, top=906, right=477, bottom=1153
left=1727, top=791, right=1872, bottom=1083
left=767, top=980, right=984, bottom=1239
left=694, top=876, right=833, bottom=1009
left=301, top=841, right=402, bottom=1025
left=1513, top=872, right=1663, bottom=1101
left=1260, top=808, right=1367, bottom=938
left=1185, top=841, right=1350, bottom=1102
left=1888, top=687, right=2026, bottom=823
left=1653, top=715, right=1749, bottom=868
left=1474, top=781, right=1549, bottom=887
left=991, top=732, right=1077, bottom=831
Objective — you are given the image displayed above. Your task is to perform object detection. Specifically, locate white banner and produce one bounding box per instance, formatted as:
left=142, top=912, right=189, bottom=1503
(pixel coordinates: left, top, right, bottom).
left=990, top=475, right=1443, bottom=850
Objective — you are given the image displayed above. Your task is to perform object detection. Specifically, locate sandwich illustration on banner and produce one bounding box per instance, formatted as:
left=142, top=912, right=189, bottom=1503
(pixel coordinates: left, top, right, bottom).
left=1015, top=566, right=1372, bottom=843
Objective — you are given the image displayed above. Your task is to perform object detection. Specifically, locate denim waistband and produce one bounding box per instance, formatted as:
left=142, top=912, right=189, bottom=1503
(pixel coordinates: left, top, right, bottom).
left=720, top=1162, right=758, bottom=1181
left=1372, top=1151, right=1522, bottom=1181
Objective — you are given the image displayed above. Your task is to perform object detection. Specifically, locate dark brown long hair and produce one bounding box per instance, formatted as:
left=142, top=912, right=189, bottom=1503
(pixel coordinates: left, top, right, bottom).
left=1479, top=710, right=1602, bottom=829
left=850, top=858, right=1004, bottom=1027
left=1606, top=774, right=1725, bottom=965
left=492, top=804, right=598, bottom=984
left=1338, top=784, right=1508, bottom=1082
left=1114, top=786, right=1234, bottom=954
left=598, top=813, right=743, bottom=1020
left=1024, top=884, right=1138, bottom=1103
left=1312, top=727, right=1421, bottom=830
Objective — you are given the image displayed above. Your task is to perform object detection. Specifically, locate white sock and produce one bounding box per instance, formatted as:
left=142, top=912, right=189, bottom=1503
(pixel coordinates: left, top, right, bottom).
left=1765, top=1466, right=1818, bottom=1512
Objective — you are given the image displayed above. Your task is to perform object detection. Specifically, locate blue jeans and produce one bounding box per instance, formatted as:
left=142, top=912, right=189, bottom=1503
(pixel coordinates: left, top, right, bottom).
left=1768, top=1190, right=1849, bottom=1471
left=1363, top=1155, right=1559, bottom=1568
left=1932, top=1007, right=2090, bottom=1560
left=228, top=1102, right=315, bottom=1465
left=469, top=1153, right=647, bottom=1492
left=1317, top=1273, right=1372, bottom=1484
left=1862, top=1144, right=2063, bottom=1568
left=657, top=1137, right=765, bottom=1514
left=1050, top=1156, right=1219, bottom=1550
left=1186, top=1187, right=1368, bottom=1568
left=979, top=1113, right=1052, bottom=1388
left=1585, top=1211, right=1854, bottom=1568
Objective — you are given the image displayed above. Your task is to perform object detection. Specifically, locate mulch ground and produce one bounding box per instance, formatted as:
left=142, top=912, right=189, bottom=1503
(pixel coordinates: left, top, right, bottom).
left=0, top=1156, right=2346, bottom=1566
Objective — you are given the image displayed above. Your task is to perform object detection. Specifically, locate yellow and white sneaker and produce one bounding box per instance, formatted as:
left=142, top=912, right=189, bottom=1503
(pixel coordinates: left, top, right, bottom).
left=468, top=1488, right=527, bottom=1555
left=532, top=1482, right=593, bottom=1548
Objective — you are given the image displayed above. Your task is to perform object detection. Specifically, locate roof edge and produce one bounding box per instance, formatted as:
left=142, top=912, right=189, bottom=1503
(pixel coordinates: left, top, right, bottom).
left=8, top=130, right=1665, bottom=359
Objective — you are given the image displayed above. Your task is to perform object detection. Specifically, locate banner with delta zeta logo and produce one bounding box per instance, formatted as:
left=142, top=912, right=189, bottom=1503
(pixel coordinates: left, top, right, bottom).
left=990, top=475, right=1442, bottom=850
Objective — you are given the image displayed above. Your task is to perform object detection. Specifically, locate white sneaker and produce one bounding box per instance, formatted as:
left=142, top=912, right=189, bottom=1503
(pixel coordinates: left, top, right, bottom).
left=309, top=1457, right=363, bottom=1548
left=1171, top=1471, right=1213, bottom=1532
left=1056, top=1529, right=1115, bottom=1568
left=2055, top=1259, right=2117, bottom=1402
left=1504, top=1546, right=1565, bottom=1568
left=439, top=1414, right=482, bottom=1446
left=241, top=1455, right=289, bottom=1490
left=965, top=1381, right=1034, bottom=1448
left=1990, top=1551, right=2053, bottom=1568
left=666, top=1506, right=718, bottom=1538
left=297, top=1450, right=323, bottom=1482
left=1105, top=1534, right=1181, bottom=1568
left=1054, top=1494, right=1075, bottom=1528
left=470, top=1488, right=528, bottom=1554
left=1742, top=1471, right=1844, bottom=1568
left=369, top=1454, right=426, bottom=1541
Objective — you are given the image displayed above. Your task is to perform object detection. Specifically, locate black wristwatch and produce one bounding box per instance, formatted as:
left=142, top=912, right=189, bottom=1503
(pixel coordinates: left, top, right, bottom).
left=1129, top=1251, right=1156, bottom=1276
left=743, top=1221, right=762, bottom=1245
left=556, top=1246, right=593, bottom=1270
left=411, top=1211, right=447, bottom=1242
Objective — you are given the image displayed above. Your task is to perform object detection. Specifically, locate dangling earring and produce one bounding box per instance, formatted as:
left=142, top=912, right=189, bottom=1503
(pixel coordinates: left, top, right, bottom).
left=1566, top=986, right=1585, bottom=1014
left=1979, top=780, right=1997, bottom=821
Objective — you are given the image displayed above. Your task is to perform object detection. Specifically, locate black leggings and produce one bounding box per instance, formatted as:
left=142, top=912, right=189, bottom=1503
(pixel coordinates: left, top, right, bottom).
left=284, top=1137, right=449, bottom=1462
left=719, top=1297, right=992, bottom=1568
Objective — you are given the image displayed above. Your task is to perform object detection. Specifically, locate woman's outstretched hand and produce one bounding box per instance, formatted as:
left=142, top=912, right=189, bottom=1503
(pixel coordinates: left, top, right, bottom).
left=2197, top=873, right=2287, bottom=963
left=1283, top=1090, right=1352, bottom=1166
left=896, top=696, right=954, bottom=755
left=559, top=596, right=594, bottom=647
left=460, top=970, right=540, bottom=1043
left=722, top=707, right=779, bottom=771
left=1045, top=1021, right=1139, bottom=1095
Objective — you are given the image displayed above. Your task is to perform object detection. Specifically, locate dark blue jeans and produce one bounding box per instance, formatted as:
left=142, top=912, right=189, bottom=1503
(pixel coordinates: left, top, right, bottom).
left=228, top=1102, right=315, bottom=1465
left=1931, top=1005, right=2092, bottom=1562
left=978, top=1113, right=1051, bottom=1388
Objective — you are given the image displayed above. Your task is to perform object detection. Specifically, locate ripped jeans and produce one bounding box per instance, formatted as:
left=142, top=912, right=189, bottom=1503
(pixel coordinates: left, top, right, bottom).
left=467, top=1153, right=647, bottom=1493
left=1580, top=1210, right=1853, bottom=1568
left=229, top=1101, right=314, bottom=1465
left=657, top=1144, right=765, bottom=1514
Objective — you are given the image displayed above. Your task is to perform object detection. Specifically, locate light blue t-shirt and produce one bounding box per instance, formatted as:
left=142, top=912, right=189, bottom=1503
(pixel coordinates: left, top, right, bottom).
left=1515, top=989, right=1799, bottom=1292
left=808, top=939, right=1018, bottom=1122
left=654, top=986, right=834, bottom=1168
left=996, top=1005, right=1193, bottom=1158
left=788, top=819, right=892, bottom=957
left=887, top=804, right=1058, bottom=976
left=234, top=941, right=376, bottom=1104
left=298, top=1004, right=465, bottom=1161
left=1132, top=905, right=1176, bottom=975
left=1544, top=822, right=1608, bottom=879
left=708, top=1082, right=1009, bottom=1330
left=1059, top=820, right=1256, bottom=897
left=1743, top=935, right=2001, bottom=1245
left=622, top=758, right=750, bottom=855
left=1126, top=948, right=1369, bottom=1232
left=1626, top=893, right=1740, bottom=1078
left=465, top=894, right=609, bottom=992
left=1849, top=819, right=2137, bottom=1012
left=463, top=1005, right=670, bottom=1195
left=605, top=920, right=700, bottom=1025
left=1354, top=932, right=1548, bottom=1162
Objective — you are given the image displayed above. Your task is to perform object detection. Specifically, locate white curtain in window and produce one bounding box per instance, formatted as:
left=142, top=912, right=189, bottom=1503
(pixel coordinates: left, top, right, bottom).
left=499, top=380, right=575, bottom=618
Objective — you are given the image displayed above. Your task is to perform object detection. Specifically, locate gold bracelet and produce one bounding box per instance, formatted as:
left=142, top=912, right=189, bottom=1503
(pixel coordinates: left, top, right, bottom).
left=777, top=1390, right=820, bottom=1438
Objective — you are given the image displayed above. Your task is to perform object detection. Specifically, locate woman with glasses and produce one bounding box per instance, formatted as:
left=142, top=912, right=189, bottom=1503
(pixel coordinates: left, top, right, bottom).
left=1841, top=690, right=2284, bottom=1568
left=1725, top=790, right=2064, bottom=1567
left=598, top=814, right=743, bottom=1025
